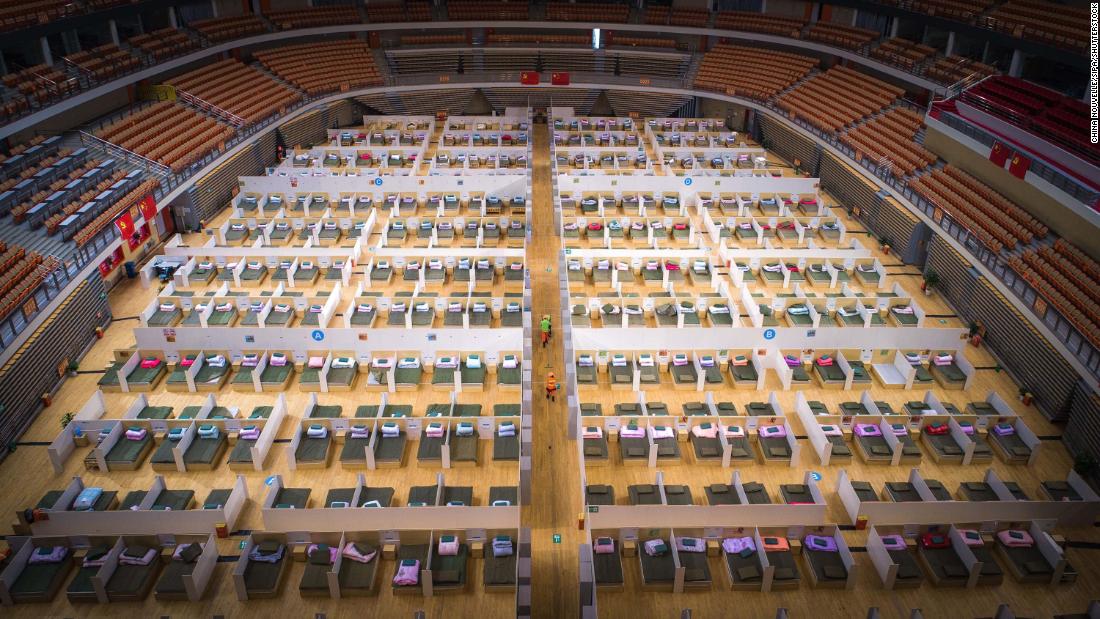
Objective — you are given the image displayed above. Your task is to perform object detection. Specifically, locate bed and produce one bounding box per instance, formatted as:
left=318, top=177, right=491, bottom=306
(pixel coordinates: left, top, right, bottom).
left=608, top=356, right=634, bottom=388
left=227, top=430, right=259, bottom=469
left=299, top=543, right=337, bottom=597
left=994, top=531, right=1054, bottom=584
left=494, top=424, right=520, bottom=461
left=295, top=426, right=332, bottom=468
left=780, top=484, right=815, bottom=505
left=272, top=488, right=310, bottom=509
left=956, top=530, right=1004, bottom=585
left=628, top=484, right=661, bottom=505
left=593, top=540, right=624, bottom=590
left=638, top=541, right=676, bottom=590
left=183, top=426, right=228, bottom=470
left=723, top=540, right=765, bottom=590
left=803, top=536, right=848, bottom=588
left=373, top=427, right=407, bottom=467
left=618, top=428, right=649, bottom=465
left=883, top=482, right=922, bottom=503
left=988, top=424, right=1032, bottom=464
left=570, top=304, right=591, bottom=328
left=728, top=356, right=758, bottom=386
left=958, top=482, right=1000, bottom=502
left=8, top=546, right=73, bottom=603
left=689, top=424, right=723, bottom=463
left=147, top=304, right=182, bottom=327
left=879, top=537, right=925, bottom=589
left=106, top=545, right=164, bottom=601
left=430, top=540, right=469, bottom=592
left=586, top=484, right=615, bottom=506
left=930, top=359, right=967, bottom=389
left=922, top=425, right=965, bottom=464
left=1040, top=480, right=1082, bottom=502
left=758, top=431, right=792, bottom=464
left=918, top=536, right=970, bottom=587
left=813, top=359, right=846, bottom=387
left=663, top=485, right=693, bottom=505
left=417, top=424, right=445, bottom=462
left=705, top=483, right=740, bottom=505
left=742, top=482, right=771, bottom=504
left=66, top=560, right=102, bottom=602
left=243, top=541, right=289, bottom=598
left=763, top=539, right=800, bottom=590
left=854, top=424, right=892, bottom=463
left=125, top=361, right=166, bottom=390
left=449, top=426, right=480, bottom=465
left=336, top=541, right=381, bottom=596
left=105, top=430, right=154, bottom=470
left=339, top=427, right=372, bottom=467
left=483, top=535, right=517, bottom=591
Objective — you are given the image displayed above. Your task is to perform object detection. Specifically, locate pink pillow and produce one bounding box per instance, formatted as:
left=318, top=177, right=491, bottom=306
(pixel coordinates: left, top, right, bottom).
left=307, top=356, right=324, bottom=369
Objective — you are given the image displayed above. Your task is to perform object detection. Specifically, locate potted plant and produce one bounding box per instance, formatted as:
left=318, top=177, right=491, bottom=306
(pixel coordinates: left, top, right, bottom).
left=66, top=360, right=79, bottom=377
left=921, top=269, right=940, bottom=295
left=880, top=236, right=893, bottom=255
left=1018, top=386, right=1034, bottom=406
left=1074, top=453, right=1099, bottom=480
left=60, top=412, right=75, bottom=428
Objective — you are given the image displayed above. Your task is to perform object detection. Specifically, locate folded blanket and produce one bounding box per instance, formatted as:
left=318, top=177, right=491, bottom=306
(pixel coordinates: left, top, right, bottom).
left=381, top=423, right=400, bottom=438
left=722, top=537, right=755, bottom=555
left=125, top=427, right=147, bottom=441
left=332, top=357, right=354, bottom=369
left=28, top=545, right=68, bottom=564
left=120, top=547, right=157, bottom=566
left=619, top=425, right=645, bottom=439
left=804, top=535, right=838, bottom=553
left=492, top=536, right=513, bottom=558
left=880, top=535, right=906, bottom=551
left=593, top=537, right=615, bottom=555
left=997, top=529, right=1034, bottom=548
left=306, top=424, right=327, bottom=439
left=197, top=425, right=219, bottom=439
left=349, top=425, right=370, bottom=440
left=691, top=423, right=717, bottom=439
left=393, top=559, right=420, bottom=586
left=342, top=543, right=377, bottom=564
left=173, top=543, right=204, bottom=562
left=582, top=426, right=603, bottom=439
left=74, top=487, right=103, bottom=511
left=425, top=423, right=445, bottom=438
left=140, top=357, right=161, bottom=370
left=820, top=424, right=843, bottom=437
left=959, top=530, right=984, bottom=547
left=723, top=425, right=745, bottom=438
left=758, top=425, right=786, bottom=438
left=269, top=353, right=287, bottom=367
left=239, top=427, right=261, bottom=441
left=676, top=537, right=704, bottom=553
left=854, top=423, right=881, bottom=437
left=649, top=425, right=674, bottom=440
left=498, top=422, right=516, bottom=437
left=643, top=539, right=668, bottom=557
left=249, top=543, right=285, bottom=563
left=992, top=423, right=1015, bottom=436
left=438, top=535, right=459, bottom=556
left=206, top=355, right=226, bottom=368
left=241, top=354, right=259, bottom=367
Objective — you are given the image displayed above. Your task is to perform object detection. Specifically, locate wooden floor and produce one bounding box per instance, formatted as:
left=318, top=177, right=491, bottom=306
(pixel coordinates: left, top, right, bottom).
left=1, top=120, right=1099, bottom=619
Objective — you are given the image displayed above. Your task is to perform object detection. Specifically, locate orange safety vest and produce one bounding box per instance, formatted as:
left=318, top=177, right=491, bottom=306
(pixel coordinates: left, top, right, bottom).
left=546, top=377, right=558, bottom=391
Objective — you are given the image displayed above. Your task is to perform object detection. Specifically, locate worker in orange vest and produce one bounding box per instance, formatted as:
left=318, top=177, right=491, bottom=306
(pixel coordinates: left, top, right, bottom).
left=545, top=372, right=559, bottom=402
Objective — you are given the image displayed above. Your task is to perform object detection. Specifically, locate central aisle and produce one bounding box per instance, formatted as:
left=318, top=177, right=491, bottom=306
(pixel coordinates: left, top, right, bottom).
left=524, top=122, right=581, bottom=617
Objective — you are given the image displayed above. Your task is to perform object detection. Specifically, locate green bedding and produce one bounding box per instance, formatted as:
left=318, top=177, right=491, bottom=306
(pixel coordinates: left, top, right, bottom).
left=138, top=406, right=173, bottom=420
left=11, top=559, right=70, bottom=600
left=106, top=434, right=151, bottom=465
left=184, top=435, right=227, bottom=466
left=274, top=488, right=310, bottom=509
left=374, top=434, right=406, bottom=463
left=126, top=364, right=164, bottom=385
left=260, top=364, right=292, bottom=385
left=107, top=561, right=162, bottom=599
left=295, top=435, right=331, bottom=464
left=431, top=543, right=468, bottom=588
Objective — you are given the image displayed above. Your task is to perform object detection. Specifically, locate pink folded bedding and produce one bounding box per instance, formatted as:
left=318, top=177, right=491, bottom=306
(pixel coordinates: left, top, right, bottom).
left=28, top=546, right=67, bottom=564
left=593, top=537, right=615, bottom=555
left=992, top=423, right=1015, bottom=436
left=958, top=530, right=984, bottom=547
left=308, top=543, right=341, bottom=563
left=342, top=543, right=377, bottom=564
left=691, top=423, right=717, bottom=439
left=854, top=423, right=881, bottom=437
left=619, top=425, right=645, bottom=439
left=997, top=529, right=1034, bottom=548
left=722, top=537, right=755, bottom=555
left=758, top=425, right=786, bottom=438
left=393, top=559, right=420, bottom=586
left=675, top=537, right=704, bottom=553
left=139, top=358, right=161, bottom=369
left=582, top=426, right=603, bottom=440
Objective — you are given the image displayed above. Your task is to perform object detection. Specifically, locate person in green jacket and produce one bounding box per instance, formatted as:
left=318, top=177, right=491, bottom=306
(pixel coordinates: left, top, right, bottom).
left=540, top=315, right=552, bottom=347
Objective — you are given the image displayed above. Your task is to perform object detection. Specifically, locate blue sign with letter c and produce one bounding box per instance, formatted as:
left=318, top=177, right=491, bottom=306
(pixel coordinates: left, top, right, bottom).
left=683, top=177, right=693, bottom=186
left=374, top=177, right=383, bottom=186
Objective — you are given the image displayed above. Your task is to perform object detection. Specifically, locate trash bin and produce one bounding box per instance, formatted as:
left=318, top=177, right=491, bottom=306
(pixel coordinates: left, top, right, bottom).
left=124, top=261, right=137, bottom=278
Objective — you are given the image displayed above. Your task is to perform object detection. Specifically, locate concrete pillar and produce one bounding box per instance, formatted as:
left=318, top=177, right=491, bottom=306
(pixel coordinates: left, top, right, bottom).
left=760, top=0, right=767, bottom=13
left=251, top=0, right=261, bottom=15
left=945, top=31, right=956, bottom=57
left=40, top=36, right=52, bottom=66
left=108, top=19, right=119, bottom=46
left=168, top=7, right=177, bottom=28
left=810, top=2, right=820, bottom=22
left=981, top=41, right=991, bottom=63
left=851, top=9, right=859, bottom=27
left=890, top=17, right=899, bottom=38
left=0, top=53, right=8, bottom=76
left=1008, top=49, right=1023, bottom=76
left=210, top=0, right=219, bottom=18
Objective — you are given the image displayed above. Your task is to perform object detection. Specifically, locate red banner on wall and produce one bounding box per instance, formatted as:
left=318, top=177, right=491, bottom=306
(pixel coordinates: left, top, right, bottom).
left=520, top=71, right=539, bottom=85
left=138, top=194, right=156, bottom=221
left=989, top=141, right=1010, bottom=167
left=115, top=211, right=135, bottom=239
left=1008, top=153, right=1032, bottom=179
left=551, top=72, right=570, bottom=85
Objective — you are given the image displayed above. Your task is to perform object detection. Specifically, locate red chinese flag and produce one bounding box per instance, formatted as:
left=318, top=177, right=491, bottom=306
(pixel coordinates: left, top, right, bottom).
left=551, top=72, right=570, bottom=85
left=989, top=141, right=1010, bottom=167
left=115, top=211, right=134, bottom=238
left=520, top=71, right=539, bottom=85
left=139, top=194, right=156, bottom=221
left=1007, top=153, right=1031, bottom=179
